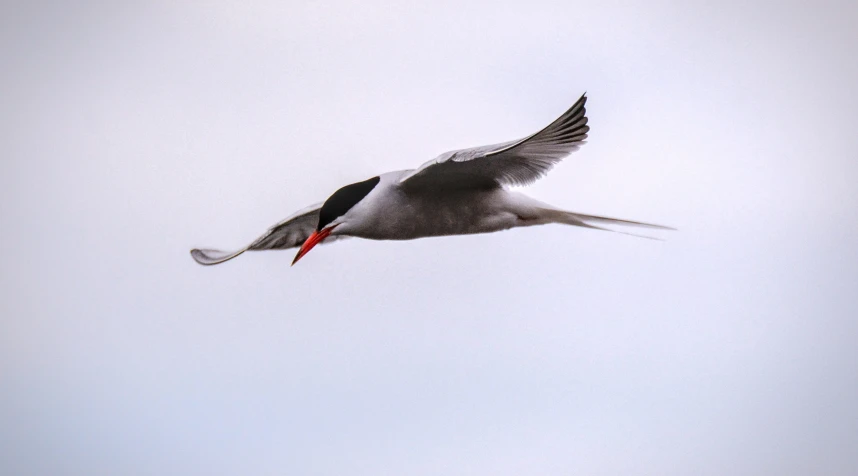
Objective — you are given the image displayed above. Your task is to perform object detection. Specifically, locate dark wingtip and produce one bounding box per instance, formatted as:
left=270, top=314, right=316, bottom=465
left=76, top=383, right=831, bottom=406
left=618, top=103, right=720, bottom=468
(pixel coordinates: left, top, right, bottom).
left=190, top=248, right=214, bottom=265
left=190, top=247, right=247, bottom=266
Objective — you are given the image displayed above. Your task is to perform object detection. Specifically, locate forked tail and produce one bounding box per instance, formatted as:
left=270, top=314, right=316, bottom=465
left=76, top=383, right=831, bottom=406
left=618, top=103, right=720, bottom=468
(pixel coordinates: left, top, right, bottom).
left=543, top=209, right=675, bottom=240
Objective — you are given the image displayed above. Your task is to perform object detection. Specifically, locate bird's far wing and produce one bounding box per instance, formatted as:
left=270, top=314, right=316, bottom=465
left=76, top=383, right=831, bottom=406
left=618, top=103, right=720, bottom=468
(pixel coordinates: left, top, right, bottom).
left=190, top=202, right=348, bottom=266
left=400, top=93, right=589, bottom=191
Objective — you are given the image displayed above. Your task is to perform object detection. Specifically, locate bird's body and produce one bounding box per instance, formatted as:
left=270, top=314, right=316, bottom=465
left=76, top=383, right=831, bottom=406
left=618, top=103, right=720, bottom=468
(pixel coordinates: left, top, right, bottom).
left=191, top=94, right=672, bottom=266
left=332, top=171, right=545, bottom=240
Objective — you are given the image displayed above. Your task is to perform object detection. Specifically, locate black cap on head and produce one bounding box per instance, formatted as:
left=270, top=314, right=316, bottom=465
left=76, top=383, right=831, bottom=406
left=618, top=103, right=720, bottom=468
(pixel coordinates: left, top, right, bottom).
left=317, top=176, right=380, bottom=230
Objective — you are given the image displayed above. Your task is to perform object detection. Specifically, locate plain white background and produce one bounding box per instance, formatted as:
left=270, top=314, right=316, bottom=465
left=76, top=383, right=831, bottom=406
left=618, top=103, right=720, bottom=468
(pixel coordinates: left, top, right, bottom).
left=2, top=1, right=857, bottom=474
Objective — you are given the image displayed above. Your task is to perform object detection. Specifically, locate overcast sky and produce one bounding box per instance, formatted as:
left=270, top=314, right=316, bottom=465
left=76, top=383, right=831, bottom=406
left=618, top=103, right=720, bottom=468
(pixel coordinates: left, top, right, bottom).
left=2, top=1, right=857, bottom=475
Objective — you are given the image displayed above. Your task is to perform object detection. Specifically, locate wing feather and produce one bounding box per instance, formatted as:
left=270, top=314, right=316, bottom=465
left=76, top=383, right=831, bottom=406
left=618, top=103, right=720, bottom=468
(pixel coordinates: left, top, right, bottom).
left=190, top=202, right=346, bottom=266
left=401, top=93, right=589, bottom=190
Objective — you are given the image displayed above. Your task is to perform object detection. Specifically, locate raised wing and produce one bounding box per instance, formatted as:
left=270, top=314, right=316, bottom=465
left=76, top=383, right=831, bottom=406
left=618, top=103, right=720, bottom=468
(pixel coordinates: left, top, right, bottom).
left=190, top=202, right=347, bottom=266
left=400, top=93, right=589, bottom=191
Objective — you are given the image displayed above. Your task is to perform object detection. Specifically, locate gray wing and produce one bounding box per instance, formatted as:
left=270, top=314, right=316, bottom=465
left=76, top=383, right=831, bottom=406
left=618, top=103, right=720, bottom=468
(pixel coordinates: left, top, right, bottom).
left=400, top=93, right=589, bottom=190
left=190, top=202, right=347, bottom=266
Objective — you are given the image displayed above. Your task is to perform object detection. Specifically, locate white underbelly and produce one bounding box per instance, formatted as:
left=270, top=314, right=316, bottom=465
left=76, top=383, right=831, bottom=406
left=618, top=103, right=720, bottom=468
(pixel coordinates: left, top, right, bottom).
left=353, top=189, right=521, bottom=240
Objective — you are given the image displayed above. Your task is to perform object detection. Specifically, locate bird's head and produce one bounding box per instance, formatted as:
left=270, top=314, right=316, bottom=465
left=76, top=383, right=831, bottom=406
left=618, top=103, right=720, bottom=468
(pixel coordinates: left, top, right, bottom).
left=292, top=176, right=381, bottom=265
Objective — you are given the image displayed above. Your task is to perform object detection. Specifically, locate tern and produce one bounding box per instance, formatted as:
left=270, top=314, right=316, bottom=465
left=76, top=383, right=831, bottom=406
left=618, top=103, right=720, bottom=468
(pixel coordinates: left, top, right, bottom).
left=191, top=93, right=672, bottom=266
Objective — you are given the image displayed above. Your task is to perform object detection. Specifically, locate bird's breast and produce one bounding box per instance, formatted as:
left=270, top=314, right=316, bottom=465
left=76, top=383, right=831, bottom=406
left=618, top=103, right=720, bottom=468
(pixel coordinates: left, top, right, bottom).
left=347, top=188, right=518, bottom=241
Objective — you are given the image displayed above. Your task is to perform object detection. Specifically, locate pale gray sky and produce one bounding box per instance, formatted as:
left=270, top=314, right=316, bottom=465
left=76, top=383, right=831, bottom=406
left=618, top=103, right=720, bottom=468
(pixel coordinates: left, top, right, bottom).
left=2, top=1, right=857, bottom=475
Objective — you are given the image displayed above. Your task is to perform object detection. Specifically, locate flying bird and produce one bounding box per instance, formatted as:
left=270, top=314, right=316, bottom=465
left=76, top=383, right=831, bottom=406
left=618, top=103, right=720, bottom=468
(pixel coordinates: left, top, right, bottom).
left=191, top=93, right=672, bottom=266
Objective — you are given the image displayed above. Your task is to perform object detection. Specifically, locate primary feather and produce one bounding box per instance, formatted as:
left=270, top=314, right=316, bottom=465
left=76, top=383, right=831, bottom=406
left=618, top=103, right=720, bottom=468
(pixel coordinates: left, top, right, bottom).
left=400, top=93, right=589, bottom=190
left=190, top=202, right=346, bottom=265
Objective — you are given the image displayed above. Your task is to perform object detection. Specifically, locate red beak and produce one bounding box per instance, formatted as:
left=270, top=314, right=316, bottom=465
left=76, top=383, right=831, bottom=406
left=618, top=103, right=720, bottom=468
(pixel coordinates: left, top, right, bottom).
left=292, top=226, right=335, bottom=266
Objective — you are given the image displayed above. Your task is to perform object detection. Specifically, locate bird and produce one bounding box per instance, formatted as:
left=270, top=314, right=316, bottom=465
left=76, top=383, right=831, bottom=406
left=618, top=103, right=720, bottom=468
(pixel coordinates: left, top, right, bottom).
left=190, top=93, right=672, bottom=267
